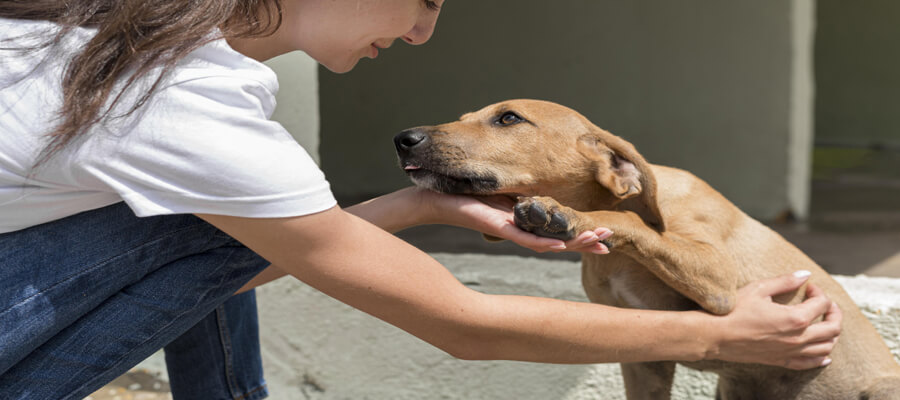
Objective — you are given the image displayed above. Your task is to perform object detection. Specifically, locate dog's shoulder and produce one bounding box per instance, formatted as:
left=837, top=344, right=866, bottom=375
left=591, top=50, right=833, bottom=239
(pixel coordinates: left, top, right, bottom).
left=650, top=164, right=746, bottom=235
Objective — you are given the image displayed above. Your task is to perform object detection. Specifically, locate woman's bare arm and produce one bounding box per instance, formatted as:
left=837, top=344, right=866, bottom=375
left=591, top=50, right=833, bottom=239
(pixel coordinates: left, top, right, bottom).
left=235, top=187, right=607, bottom=293
left=198, top=205, right=839, bottom=369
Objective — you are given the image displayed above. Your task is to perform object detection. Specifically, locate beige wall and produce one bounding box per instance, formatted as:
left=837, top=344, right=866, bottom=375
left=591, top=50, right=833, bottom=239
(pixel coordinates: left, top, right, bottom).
left=266, top=51, right=321, bottom=163
left=815, top=0, right=900, bottom=147
left=318, top=0, right=815, bottom=220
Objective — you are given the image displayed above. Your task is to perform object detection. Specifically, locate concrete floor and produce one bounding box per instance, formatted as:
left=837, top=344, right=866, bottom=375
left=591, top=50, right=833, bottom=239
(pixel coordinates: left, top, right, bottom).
left=87, top=369, right=171, bottom=400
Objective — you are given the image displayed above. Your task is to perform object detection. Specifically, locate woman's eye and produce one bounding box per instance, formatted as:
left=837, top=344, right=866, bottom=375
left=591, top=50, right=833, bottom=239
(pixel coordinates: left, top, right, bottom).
left=497, top=112, right=523, bottom=126
left=424, top=0, right=440, bottom=11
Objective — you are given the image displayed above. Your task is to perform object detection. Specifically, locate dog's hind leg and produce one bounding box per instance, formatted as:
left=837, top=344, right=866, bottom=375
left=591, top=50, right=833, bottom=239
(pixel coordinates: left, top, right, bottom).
left=620, top=361, right=676, bottom=400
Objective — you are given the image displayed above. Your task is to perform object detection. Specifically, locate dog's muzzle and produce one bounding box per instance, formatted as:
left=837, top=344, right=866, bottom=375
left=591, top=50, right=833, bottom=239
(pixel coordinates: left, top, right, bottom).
left=392, top=127, right=500, bottom=195
left=393, top=128, right=430, bottom=157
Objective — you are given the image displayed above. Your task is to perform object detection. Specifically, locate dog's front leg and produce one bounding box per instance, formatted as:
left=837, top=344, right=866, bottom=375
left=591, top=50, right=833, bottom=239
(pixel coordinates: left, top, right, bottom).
left=621, top=362, right=676, bottom=400
left=515, top=196, right=738, bottom=315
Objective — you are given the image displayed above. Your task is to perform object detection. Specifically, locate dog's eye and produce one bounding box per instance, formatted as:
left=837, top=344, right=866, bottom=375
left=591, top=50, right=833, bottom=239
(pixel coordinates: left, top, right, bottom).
left=496, top=111, right=524, bottom=126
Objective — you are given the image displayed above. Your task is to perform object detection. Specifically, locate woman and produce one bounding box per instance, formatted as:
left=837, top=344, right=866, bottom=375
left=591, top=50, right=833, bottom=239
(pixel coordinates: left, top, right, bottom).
left=0, top=1, right=841, bottom=399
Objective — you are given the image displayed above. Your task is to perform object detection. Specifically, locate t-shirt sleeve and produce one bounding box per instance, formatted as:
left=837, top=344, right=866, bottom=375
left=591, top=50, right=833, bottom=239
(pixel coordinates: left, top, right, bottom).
left=71, top=75, right=337, bottom=218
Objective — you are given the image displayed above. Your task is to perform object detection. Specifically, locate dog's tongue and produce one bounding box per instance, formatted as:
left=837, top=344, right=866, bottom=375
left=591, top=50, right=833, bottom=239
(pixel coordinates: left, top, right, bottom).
left=404, top=165, right=421, bottom=171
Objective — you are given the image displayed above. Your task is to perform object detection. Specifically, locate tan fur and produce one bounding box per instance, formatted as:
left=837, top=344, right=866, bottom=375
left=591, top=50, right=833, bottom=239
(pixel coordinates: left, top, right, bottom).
left=395, top=99, right=900, bottom=399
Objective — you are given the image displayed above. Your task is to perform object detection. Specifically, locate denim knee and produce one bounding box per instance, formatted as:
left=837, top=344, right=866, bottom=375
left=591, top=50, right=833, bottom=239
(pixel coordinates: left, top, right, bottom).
left=0, top=202, right=270, bottom=398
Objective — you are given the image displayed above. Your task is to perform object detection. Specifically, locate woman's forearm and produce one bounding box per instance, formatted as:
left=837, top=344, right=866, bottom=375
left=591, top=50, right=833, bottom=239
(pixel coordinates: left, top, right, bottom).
left=454, top=293, right=712, bottom=363
left=344, top=187, right=431, bottom=233
left=237, top=188, right=429, bottom=293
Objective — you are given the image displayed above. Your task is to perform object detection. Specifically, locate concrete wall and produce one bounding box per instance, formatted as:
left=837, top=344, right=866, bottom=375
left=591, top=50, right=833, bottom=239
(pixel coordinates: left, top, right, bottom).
left=265, top=51, right=321, bottom=162
left=815, top=0, right=900, bottom=147
left=318, top=0, right=815, bottom=220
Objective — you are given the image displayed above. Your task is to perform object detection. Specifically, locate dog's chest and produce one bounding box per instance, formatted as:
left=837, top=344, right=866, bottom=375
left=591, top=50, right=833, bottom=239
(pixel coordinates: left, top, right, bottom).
left=581, top=255, right=696, bottom=311
left=607, top=274, right=653, bottom=309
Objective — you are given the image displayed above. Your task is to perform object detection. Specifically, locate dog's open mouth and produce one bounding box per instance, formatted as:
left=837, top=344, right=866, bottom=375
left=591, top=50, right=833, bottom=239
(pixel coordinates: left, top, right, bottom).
left=403, top=164, right=500, bottom=195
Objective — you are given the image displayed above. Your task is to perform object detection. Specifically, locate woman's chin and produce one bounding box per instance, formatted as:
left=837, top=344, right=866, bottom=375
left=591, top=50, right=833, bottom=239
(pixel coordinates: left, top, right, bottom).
left=320, top=58, right=361, bottom=74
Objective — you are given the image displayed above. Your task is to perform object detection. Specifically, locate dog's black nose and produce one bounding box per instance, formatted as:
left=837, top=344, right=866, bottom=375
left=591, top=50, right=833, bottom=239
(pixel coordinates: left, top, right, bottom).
left=394, top=128, right=429, bottom=154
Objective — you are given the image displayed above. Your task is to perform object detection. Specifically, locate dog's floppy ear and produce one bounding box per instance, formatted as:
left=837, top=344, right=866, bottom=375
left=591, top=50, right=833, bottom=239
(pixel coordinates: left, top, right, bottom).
left=577, top=133, right=666, bottom=231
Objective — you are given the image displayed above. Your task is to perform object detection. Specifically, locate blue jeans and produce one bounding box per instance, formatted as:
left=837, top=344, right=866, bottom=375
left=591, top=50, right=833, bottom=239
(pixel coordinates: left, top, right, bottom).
left=0, top=202, right=270, bottom=400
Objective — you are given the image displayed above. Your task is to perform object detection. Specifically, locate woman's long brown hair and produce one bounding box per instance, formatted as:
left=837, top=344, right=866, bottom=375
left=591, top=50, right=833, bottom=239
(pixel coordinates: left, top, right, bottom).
left=0, top=0, right=283, bottom=163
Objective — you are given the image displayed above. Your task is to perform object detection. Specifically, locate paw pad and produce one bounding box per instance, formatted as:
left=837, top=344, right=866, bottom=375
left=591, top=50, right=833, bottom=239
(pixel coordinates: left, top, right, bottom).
left=513, top=197, right=576, bottom=241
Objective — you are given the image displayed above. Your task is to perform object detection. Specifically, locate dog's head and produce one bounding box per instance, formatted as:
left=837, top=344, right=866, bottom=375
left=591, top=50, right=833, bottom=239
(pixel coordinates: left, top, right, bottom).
left=394, top=99, right=664, bottom=230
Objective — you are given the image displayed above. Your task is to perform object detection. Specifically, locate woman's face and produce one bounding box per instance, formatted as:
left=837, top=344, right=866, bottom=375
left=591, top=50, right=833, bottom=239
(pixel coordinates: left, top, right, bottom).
left=280, top=0, right=444, bottom=73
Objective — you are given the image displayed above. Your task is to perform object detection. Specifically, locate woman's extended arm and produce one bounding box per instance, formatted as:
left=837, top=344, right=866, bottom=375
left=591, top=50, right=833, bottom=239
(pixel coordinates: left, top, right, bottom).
left=198, top=196, right=840, bottom=370
left=235, top=186, right=608, bottom=291
left=338, top=186, right=613, bottom=251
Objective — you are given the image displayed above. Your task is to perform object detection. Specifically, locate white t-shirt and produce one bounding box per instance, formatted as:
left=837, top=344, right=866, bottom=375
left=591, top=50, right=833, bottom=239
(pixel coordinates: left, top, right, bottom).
left=0, top=18, right=337, bottom=234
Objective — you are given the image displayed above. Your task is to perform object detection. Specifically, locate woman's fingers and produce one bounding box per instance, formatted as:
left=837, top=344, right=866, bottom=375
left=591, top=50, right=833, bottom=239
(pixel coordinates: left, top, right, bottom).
left=444, top=192, right=614, bottom=255
left=795, top=337, right=839, bottom=359
left=798, top=301, right=843, bottom=344
left=765, top=283, right=841, bottom=370
left=561, top=229, right=611, bottom=254
left=784, top=356, right=832, bottom=371
left=787, top=283, right=837, bottom=329
left=496, top=217, right=613, bottom=255
left=823, top=299, right=843, bottom=324
left=493, top=222, right=565, bottom=252
left=744, top=272, right=838, bottom=332
left=716, top=273, right=844, bottom=369
left=750, top=270, right=813, bottom=298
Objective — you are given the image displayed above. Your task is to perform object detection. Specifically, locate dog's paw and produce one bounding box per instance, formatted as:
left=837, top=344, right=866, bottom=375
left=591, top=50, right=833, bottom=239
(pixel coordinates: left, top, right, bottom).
left=513, top=196, right=578, bottom=241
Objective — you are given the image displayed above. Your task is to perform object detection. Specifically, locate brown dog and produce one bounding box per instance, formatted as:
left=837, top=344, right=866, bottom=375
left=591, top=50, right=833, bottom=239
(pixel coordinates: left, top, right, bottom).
left=393, top=99, right=900, bottom=399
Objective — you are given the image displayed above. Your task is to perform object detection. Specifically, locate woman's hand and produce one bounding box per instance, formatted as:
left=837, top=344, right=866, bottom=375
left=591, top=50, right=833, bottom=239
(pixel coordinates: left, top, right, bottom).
left=707, top=271, right=842, bottom=370
left=412, top=187, right=611, bottom=255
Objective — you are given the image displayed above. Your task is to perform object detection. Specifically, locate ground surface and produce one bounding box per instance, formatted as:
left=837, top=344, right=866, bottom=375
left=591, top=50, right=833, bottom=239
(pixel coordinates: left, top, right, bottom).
left=87, top=369, right=171, bottom=400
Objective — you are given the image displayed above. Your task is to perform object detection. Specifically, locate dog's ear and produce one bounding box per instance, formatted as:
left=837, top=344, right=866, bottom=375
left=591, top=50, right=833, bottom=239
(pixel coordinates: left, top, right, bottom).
left=577, top=133, right=665, bottom=231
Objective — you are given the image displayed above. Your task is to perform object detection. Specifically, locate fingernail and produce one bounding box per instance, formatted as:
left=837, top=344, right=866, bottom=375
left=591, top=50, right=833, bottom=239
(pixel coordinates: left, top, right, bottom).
left=821, top=358, right=832, bottom=367
left=591, top=247, right=609, bottom=255
left=550, top=244, right=567, bottom=250
left=793, top=270, right=811, bottom=279
left=580, top=234, right=599, bottom=244
left=597, top=229, right=614, bottom=240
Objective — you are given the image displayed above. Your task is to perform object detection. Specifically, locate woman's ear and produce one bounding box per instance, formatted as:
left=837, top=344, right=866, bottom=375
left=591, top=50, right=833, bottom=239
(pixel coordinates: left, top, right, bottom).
left=577, top=133, right=666, bottom=231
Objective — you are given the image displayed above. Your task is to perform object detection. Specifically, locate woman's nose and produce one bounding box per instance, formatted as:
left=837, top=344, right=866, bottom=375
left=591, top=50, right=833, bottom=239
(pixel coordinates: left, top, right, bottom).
left=402, top=12, right=440, bottom=45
